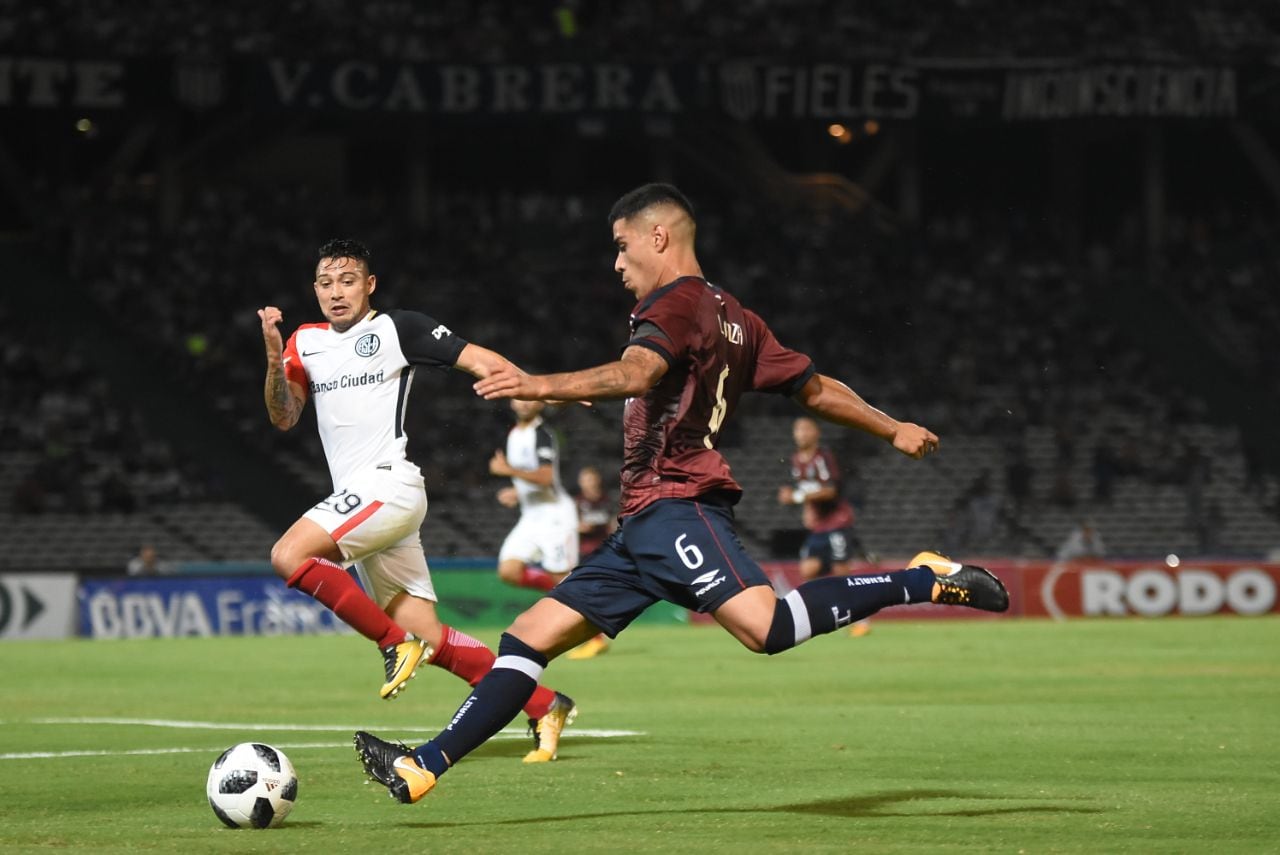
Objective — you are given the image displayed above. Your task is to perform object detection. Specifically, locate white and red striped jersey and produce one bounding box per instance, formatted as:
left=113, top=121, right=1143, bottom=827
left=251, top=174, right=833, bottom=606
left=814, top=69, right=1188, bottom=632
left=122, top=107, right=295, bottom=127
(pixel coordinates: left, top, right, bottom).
left=283, top=309, right=466, bottom=488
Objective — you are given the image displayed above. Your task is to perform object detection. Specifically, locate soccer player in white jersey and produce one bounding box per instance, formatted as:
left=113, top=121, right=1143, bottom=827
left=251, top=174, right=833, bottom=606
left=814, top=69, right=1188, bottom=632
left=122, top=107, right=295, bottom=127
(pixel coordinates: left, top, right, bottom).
left=257, top=239, right=575, bottom=763
left=489, top=401, right=612, bottom=660
left=489, top=400, right=579, bottom=592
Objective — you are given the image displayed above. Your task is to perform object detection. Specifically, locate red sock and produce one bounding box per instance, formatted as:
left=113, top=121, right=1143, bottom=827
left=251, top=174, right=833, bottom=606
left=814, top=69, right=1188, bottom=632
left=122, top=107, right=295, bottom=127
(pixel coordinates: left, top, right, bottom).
left=287, top=557, right=405, bottom=649
left=519, top=567, right=559, bottom=592
left=430, top=625, right=557, bottom=719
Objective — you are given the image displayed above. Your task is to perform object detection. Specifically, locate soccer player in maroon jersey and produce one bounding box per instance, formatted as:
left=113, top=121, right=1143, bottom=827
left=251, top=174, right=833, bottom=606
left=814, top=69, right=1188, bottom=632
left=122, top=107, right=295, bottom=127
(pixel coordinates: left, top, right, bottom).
left=565, top=465, right=617, bottom=660
left=354, top=185, right=1008, bottom=804
left=575, top=466, right=617, bottom=557
left=779, top=416, right=873, bottom=635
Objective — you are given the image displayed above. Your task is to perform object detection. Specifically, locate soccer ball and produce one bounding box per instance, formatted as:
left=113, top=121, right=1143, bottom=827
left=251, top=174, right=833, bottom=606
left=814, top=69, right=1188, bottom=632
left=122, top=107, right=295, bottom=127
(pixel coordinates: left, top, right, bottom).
left=206, top=742, right=298, bottom=829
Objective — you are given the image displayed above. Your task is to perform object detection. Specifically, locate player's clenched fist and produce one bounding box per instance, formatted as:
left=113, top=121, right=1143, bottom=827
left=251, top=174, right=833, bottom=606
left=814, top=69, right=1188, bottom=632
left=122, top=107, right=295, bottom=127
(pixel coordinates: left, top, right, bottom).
left=891, top=422, right=940, bottom=460
left=258, top=306, right=285, bottom=353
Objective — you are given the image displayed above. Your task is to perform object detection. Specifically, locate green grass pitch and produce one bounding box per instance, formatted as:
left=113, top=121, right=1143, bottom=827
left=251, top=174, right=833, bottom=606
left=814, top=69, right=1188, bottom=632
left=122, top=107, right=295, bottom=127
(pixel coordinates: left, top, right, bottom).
left=1, top=617, right=1277, bottom=853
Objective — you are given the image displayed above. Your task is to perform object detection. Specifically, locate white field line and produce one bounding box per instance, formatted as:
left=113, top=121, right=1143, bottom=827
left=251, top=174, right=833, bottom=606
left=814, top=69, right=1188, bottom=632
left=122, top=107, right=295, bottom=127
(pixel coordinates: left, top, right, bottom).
left=2, top=742, right=340, bottom=760
left=0, top=717, right=643, bottom=760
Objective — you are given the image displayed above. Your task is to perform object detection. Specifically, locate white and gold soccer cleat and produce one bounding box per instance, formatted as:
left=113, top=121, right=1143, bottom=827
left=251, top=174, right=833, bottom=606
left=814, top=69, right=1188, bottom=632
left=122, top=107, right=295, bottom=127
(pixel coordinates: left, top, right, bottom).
left=523, top=692, right=578, bottom=764
left=379, top=635, right=431, bottom=700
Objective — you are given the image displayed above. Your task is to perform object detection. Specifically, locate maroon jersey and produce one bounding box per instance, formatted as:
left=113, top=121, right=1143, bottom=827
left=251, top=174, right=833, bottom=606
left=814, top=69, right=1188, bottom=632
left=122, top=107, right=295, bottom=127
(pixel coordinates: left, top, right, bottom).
left=789, top=446, right=856, bottom=533
left=576, top=492, right=615, bottom=555
left=619, top=277, right=814, bottom=516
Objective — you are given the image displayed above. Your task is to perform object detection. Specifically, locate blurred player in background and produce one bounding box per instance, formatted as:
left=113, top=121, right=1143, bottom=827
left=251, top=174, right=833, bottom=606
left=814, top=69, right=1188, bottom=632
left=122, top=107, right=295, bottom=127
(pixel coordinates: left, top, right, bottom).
left=778, top=416, right=873, bottom=637
left=354, top=184, right=1009, bottom=804
left=566, top=465, right=617, bottom=660
left=575, top=466, right=617, bottom=556
left=489, top=400, right=579, bottom=594
left=259, top=238, right=574, bottom=763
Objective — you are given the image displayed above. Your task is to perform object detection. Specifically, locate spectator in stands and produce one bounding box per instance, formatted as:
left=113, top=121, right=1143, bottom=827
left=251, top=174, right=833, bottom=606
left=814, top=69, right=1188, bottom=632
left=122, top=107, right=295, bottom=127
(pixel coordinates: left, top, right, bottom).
left=1114, top=435, right=1145, bottom=479
left=1091, top=440, right=1119, bottom=503
left=11, top=471, right=47, bottom=515
left=1191, top=500, right=1226, bottom=556
left=99, top=467, right=139, bottom=514
left=1056, top=519, right=1106, bottom=561
left=966, top=470, right=1001, bottom=548
left=126, top=544, right=168, bottom=575
left=1049, top=465, right=1077, bottom=509
left=1005, top=445, right=1033, bottom=513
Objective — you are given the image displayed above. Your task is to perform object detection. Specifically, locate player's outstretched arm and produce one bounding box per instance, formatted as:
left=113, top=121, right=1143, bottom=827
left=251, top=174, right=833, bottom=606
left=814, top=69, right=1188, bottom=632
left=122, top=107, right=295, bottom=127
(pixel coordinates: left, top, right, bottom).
left=454, top=343, right=517, bottom=380
left=258, top=307, right=305, bottom=431
left=474, top=346, right=668, bottom=402
left=793, top=373, right=939, bottom=460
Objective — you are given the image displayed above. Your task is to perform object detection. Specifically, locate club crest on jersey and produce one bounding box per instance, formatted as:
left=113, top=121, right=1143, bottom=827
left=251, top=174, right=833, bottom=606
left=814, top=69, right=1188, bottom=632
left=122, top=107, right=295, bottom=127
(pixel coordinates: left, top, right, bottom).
left=355, top=333, right=380, bottom=357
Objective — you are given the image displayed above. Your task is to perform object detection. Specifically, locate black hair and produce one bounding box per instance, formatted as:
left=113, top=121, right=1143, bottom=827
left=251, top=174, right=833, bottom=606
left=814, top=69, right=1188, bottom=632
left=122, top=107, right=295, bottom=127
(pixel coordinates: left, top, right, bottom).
left=317, top=238, right=372, bottom=272
left=607, top=183, right=696, bottom=226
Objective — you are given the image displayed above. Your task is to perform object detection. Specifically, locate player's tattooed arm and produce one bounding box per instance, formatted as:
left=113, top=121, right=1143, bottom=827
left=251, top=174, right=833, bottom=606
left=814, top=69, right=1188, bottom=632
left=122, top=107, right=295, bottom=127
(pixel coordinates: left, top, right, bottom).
left=795, top=373, right=939, bottom=460
left=258, top=306, right=305, bottom=431
left=474, top=346, right=668, bottom=402
left=264, top=365, right=305, bottom=431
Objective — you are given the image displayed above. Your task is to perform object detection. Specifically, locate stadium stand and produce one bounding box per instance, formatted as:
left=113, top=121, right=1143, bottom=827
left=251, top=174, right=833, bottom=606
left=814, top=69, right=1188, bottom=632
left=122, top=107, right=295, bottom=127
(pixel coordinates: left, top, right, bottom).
left=8, top=178, right=1267, bottom=569
left=2, top=0, right=1277, bottom=60
left=0, top=282, right=277, bottom=571
left=2, top=2, right=1279, bottom=570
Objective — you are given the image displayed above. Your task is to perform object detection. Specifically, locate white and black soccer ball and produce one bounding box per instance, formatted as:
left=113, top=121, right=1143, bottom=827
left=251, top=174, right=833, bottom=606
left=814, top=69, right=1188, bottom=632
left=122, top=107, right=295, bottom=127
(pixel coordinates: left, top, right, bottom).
left=206, top=742, right=298, bottom=829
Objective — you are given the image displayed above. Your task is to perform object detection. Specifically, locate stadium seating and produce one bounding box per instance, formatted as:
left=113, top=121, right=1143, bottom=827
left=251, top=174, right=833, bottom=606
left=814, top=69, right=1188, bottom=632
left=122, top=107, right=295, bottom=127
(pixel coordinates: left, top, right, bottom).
left=2, top=0, right=1275, bottom=60
left=6, top=176, right=1279, bottom=569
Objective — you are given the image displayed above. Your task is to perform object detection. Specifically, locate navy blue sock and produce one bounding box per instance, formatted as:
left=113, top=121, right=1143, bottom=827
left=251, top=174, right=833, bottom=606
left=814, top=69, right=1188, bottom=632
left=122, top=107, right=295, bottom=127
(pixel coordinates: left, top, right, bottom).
left=413, top=632, right=545, bottom=777
left=768, top=566, right=935, bottom=652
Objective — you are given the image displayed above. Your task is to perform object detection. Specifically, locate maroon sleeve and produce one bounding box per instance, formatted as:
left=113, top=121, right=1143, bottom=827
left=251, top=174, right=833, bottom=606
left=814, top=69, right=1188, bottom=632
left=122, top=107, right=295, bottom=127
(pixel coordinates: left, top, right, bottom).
left=746, top=309, right=815, bottom=394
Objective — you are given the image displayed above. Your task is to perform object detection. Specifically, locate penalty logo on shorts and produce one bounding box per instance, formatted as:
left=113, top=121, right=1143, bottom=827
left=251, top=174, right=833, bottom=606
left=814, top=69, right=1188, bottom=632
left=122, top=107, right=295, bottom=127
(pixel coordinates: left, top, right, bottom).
left=355, top=333, right=380, bottom=357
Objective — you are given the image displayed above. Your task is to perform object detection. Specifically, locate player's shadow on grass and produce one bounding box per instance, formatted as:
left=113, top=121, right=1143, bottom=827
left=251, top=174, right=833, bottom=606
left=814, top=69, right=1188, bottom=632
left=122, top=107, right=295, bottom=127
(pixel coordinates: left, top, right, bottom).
left=759, top=790, right=1104, bottom=819
left=402, top=789, right=1102, bottom=828
left=466, top=738, right=646, bottom=763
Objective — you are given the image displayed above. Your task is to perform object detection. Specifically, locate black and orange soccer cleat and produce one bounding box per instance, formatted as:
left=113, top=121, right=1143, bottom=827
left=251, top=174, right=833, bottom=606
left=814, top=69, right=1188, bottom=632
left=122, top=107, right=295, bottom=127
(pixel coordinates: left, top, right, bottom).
left=354, top=731, right=436, bottom=804
left=912, top=550, right=1010, bottom=613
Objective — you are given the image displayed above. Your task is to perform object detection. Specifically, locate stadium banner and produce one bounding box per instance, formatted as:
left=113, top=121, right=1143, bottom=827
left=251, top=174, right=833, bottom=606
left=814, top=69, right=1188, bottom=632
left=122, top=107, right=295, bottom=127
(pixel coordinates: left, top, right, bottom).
left=78, top=576, right=354, bottom=639
left=0, top=573, right=78, bottom=640
left=2, top=55, right=1271, bottom=120
left=1021, top=560, right=1280, bottom=619
left=99, top=560, right=687, bottom=631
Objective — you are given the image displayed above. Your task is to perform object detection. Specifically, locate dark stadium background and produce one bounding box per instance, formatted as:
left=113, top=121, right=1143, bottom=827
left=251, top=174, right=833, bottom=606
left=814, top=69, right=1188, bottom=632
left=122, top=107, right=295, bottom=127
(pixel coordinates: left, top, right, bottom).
left=2, top=0, right=1278, bottom=591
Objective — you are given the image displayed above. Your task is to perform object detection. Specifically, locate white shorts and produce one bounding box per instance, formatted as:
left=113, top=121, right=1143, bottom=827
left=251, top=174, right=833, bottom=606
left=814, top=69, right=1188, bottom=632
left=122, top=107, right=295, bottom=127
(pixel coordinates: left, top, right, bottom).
left=498, top=504, right=579, bottom=573
left=303, top=468, right=436, bottom=608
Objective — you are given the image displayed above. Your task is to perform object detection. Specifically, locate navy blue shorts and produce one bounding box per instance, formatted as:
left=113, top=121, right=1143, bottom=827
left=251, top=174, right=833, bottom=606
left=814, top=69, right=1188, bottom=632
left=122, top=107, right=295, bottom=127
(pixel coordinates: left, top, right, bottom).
left=800, top=527, right=860, bottom=575
left=547, top=496, right=771, bottom=637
